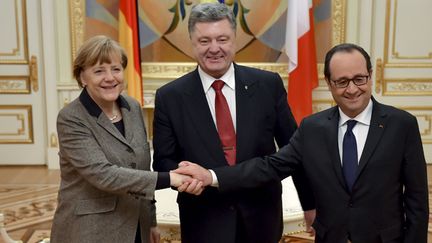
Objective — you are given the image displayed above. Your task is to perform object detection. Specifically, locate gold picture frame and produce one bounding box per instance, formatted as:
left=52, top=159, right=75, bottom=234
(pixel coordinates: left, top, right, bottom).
left=68, top=0, right=346, bottom=80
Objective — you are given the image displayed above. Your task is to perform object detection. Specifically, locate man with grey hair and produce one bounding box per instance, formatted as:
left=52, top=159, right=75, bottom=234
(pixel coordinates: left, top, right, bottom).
left=152, top=2, right=314, bottom=243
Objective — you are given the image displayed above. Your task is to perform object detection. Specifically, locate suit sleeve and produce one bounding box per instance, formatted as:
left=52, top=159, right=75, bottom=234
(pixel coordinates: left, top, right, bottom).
left=402, top=115, right=429, bottom=243
left=152, top=89, right=181, bottom=172
left=272, top=74, right=316, bottom=211
left=214, top=126, right=304, bottom=192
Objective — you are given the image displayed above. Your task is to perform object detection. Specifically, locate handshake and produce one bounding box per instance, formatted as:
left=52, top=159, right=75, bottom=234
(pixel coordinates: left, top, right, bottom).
left=169, top=161, right=212, bottom=195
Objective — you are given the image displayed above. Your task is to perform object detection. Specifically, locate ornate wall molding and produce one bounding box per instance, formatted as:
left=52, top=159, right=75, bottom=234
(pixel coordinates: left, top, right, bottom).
left=384, top=0, right=432, bottom=67
left=383, top=79, right=432, bottom=96
left=0, top=105, right=33, bottom=144
left=0, top=0, right=29, bottom=64
left=400, top=106, right=432, bottom=144
left=390, top=0, right=432, bottom=60
left=69, top=0, right=85, bottom=62
left=0, top=76, right=30, bottom=94
left=332, top=0, right=346, bottom=44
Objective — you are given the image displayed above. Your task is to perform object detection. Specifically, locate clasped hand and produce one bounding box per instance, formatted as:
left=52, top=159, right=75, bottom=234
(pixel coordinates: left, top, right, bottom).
left=169, top=161, right=212, bottom=195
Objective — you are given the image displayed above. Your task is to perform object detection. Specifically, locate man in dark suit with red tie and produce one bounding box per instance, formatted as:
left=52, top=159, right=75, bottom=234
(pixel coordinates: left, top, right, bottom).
left=176, top=43, right=429, bottom=243
left=152, top=2, right=314, bottom=243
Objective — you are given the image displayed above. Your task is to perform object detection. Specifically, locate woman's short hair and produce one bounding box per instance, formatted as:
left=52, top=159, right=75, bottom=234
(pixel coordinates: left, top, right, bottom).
left=73, top=35, right=127, bottom=88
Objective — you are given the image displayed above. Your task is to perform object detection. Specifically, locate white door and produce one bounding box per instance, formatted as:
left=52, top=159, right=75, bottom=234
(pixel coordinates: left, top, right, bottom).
left=368, top=0, right=432, bottom=162
left=0, top=0, right=46, bottom=164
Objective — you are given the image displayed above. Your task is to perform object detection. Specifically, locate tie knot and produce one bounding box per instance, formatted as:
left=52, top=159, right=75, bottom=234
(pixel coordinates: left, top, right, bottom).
left=346, top=120, right=357, bottom=131
left=212, top=80, right=225, bottom=91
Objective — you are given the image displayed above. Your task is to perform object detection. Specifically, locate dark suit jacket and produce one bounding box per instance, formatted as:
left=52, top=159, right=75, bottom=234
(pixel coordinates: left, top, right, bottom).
left=153, top=64, right=311, bottom=243
left=214, top=98, right=429, bottom=243
left=51, top=90, right=158, bottom=243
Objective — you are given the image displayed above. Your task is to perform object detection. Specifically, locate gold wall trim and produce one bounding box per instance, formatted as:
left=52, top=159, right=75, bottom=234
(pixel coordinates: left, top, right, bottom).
left=375, top=58, right=383, bottom=94
left=142, top=62, right=328, bottom=81
left=0, top=0, right=29, bottom=64
left=0, top=105, right=33, bottom=144
left=0, top=76, right=30, bottom=94
left=0, top=0, right=20, bottom=56
left=390, top=0, right=432, bottom=60
left=29, top=55, right=38, bottom=92
left=383, top=63, right=432, bottom=68
left=142, top=62, right=292, bottom=79
left=50, top=133, right=58, bottom=148
left=383, top=79, right=432, bottom=96
left=384, top=0, right=432, bottom=67
left=399, top=106, right=432, bottom=144
left=70, top=0, right=346, bottom=80
left=69, top=0, right=85, bottom=62
left=332, top=0, right=346, bottom=44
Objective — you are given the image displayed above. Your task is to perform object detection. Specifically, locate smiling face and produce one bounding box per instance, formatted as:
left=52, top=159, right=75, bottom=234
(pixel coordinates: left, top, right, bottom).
left=327, top=50, right=372, bottom=118
left=190, top=18, right=236, bottom=78
left=80, top=56, right=124, bottom=107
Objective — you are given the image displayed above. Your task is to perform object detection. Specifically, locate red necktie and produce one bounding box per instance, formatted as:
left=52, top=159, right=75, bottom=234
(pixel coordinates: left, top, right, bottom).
left=212, top=80, right=236, bottom=166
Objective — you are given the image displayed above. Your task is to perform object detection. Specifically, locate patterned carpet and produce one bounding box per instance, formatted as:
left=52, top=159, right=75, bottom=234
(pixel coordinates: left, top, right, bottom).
left=0, top=184, right=431, bottom=243
left=0, top=184, right=57, bottom=243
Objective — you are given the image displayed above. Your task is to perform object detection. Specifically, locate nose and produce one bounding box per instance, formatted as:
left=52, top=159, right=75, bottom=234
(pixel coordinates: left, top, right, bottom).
left=208, top=40, right=220, bottom=53
left=104, top=70, right=115, bottom=81
left=345, top=80, right=359, bottom=93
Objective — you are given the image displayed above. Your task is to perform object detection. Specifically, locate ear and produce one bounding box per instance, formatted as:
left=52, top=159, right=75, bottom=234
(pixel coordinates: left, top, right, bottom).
left=80, top=72, right=87, bottom=86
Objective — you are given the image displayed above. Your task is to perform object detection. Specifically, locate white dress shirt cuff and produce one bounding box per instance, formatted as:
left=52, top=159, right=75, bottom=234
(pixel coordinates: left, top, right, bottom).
left=208, top=169, right=219, bottom=187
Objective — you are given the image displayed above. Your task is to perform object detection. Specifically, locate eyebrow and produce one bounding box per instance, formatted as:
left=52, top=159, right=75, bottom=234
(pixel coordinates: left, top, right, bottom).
left=333, top=73, right=369, bottom=80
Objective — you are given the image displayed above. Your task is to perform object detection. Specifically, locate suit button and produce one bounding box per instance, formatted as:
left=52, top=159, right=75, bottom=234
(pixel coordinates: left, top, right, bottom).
left=349, top=202, right=353, bottom=207
left=126, top=147, right=133, bottom=153
left=130, top=162, right=137, bottom=169
left=229, top=206, right=235, bottom=210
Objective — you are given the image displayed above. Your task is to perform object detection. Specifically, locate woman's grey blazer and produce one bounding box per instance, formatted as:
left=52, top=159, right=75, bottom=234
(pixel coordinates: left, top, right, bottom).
left=51, top=90, right=157, bottom=243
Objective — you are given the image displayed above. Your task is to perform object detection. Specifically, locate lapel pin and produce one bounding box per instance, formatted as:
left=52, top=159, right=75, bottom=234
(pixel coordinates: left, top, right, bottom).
left=379, top=124, right=384, bottom=128
left=245, top=85, right=248, bottom=90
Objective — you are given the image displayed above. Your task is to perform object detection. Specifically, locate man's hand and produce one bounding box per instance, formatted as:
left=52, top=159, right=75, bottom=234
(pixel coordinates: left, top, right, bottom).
left=304, top=209, right=316, bottom=236
left=177, top=177, right=204, bottom=195
left=169, top=171, right=193, bottom=187
left=174, top=161, right=213, bottom=186
left=172, top=161, right=213, bottom=195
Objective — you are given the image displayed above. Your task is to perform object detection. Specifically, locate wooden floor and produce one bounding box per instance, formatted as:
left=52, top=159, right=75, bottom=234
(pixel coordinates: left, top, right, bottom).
left=0, top=165, right=431, bottom=243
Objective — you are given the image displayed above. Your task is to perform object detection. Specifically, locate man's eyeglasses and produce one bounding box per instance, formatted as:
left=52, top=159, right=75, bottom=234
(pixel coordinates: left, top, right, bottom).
left=331, top=75, right=370, bottom=88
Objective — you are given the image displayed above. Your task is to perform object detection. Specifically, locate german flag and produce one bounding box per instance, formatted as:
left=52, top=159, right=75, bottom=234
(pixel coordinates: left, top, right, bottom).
left=119, top=0, right=143, bottom=105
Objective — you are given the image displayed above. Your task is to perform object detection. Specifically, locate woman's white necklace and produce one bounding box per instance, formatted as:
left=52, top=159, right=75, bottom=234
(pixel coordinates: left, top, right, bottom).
left=109, top=114, right=118, bottom=121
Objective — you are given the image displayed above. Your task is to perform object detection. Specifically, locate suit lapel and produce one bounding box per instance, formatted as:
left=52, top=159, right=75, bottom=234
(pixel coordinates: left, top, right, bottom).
left=234, top=65, right=257, bottom=162
left=96, top=114, right=130, bottom=146
left=182, top=69, right=227, bottom=164
left=356, top=99, right=387, bottom=176
left=325, top=107, right=348, bottom=189
left=120, top=105, right=135, bottom=144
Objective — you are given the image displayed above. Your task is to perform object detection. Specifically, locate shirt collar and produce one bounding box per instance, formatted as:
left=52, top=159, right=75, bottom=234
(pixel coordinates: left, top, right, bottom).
left=198, top=63, right=235, bottom=93
left=338, top=99, right=373, bottom=127
left=79, top=88, right=130, bottom=118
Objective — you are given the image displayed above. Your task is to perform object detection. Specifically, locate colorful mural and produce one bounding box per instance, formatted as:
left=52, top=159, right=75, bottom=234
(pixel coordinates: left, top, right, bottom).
left=84, top=0, right=333, bottom=63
